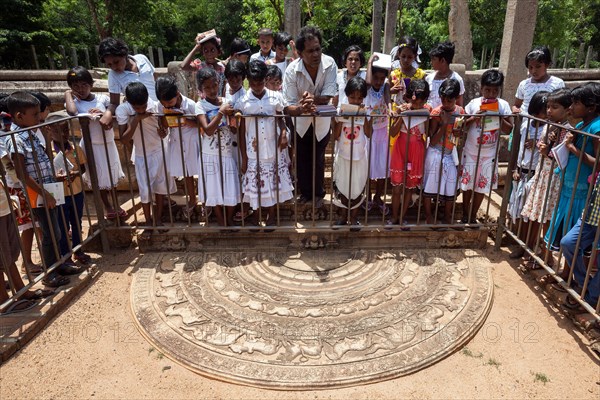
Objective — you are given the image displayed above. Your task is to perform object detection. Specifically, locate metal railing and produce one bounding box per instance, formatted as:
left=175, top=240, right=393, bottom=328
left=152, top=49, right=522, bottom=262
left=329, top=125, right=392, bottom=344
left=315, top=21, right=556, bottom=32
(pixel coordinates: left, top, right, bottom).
left=495, top=113, right=600, bottom=321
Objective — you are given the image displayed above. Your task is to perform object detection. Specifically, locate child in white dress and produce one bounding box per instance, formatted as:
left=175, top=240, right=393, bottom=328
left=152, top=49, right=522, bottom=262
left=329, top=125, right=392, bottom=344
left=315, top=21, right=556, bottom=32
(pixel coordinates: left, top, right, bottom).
left=332, top=77, right=373, bottom=229
left=195, top=67, right=240, bottom=227
left=365, top=54, right=392, bottom=215
left=155, top=76, right=200, bottom=219
left=64, top=66, right=125, bottom=219
left=237, top=61, right=294, bottom=229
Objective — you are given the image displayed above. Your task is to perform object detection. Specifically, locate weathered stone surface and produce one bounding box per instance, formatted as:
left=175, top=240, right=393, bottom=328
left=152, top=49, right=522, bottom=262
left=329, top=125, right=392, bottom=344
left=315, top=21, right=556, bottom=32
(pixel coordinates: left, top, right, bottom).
left=131, top=249, right=493, bottom=389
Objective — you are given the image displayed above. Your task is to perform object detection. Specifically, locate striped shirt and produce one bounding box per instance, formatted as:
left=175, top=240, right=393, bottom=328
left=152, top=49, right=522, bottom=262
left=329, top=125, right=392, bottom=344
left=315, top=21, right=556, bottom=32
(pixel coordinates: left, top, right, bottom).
left=5, top=124, right=55, bottom=185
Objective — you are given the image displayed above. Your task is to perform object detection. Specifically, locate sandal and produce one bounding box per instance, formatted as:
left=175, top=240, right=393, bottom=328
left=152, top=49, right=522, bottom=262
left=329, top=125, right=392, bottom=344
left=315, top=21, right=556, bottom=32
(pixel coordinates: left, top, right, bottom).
left=182, top=204, right=196, bottom=219
left=233, top=209, right=252, bottom=222
left=21, top=263, right=44, bottom=275
left=0, top=299, right=38, bottom=315
left=562, top=296, right=586, bottom=313
left=74, top=252, right=92, bottom=264
left=377, top=202, right=390, bottom=216
left=42, top=274, right=70, bottom=288
left=117, top=208, right=128, bottom=218
left=519, top=257, right=542, bottom=272
left=139, top=229, right=152, bottom=241
left=105, top=210, right=118, bottom=220
left=24, top=288, right=55, bottom=300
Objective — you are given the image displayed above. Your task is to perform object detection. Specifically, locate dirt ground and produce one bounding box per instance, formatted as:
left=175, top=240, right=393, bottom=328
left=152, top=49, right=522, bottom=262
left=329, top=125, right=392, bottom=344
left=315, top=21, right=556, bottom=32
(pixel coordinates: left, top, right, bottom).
left=1, top=242, right=599, bottom=400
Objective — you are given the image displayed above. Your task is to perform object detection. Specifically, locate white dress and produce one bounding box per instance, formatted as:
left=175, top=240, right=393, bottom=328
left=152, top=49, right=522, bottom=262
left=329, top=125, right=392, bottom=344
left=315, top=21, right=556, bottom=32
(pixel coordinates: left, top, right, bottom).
left=157, top=95, right=200, bottom=177
left=195, top=98, right=241, bottom=207
left=363, top=85, right=389, bottom=179
left=333, top=118, right=368, bottom=207
left=237, top=89, right=294, bottom=209
left=74, top=94, right=125, bottom=190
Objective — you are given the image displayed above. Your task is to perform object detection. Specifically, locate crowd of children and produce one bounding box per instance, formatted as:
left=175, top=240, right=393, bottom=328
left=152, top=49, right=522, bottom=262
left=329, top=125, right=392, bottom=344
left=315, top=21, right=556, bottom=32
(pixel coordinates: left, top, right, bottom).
left=1, top=27, right=600, bottom=311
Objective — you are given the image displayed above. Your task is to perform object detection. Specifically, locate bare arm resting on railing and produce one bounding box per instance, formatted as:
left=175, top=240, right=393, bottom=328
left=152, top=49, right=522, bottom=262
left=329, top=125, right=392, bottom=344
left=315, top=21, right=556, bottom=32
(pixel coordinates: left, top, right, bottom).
left=197, top=102, right=233, bottom=136
left=565, top=132, right=599, bottom=167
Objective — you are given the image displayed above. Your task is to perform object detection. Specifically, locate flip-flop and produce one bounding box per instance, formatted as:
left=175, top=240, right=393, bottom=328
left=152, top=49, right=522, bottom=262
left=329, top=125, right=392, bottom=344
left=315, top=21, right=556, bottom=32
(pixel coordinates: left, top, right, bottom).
left=117, top=209, right=128, bottom=218
left=105, top=211, right=118, bottom=220
left=0, top=299, right=38, bottom=315
left=25, top=288, right=55, bottom=300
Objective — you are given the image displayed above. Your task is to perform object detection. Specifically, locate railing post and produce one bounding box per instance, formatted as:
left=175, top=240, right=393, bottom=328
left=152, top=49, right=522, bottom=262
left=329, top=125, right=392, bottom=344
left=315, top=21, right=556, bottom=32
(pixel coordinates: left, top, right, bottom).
left=79, top=118, right=110, bottom=252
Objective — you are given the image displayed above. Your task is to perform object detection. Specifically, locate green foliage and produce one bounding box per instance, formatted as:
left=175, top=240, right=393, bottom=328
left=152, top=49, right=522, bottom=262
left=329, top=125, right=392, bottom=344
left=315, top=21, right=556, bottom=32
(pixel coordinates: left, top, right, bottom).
left=1, top=0, right=598, bottom=69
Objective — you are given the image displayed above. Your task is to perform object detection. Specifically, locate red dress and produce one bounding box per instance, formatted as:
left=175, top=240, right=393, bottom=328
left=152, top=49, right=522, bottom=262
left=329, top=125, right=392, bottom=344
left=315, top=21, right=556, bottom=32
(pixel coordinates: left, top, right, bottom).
left=389, top=104, right=431, bottom=188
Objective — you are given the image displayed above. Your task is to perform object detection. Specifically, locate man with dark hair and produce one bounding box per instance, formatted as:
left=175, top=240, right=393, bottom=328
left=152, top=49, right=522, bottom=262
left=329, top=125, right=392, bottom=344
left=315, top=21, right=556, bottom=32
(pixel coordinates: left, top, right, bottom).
left=283, top=26, right=338, bottom=207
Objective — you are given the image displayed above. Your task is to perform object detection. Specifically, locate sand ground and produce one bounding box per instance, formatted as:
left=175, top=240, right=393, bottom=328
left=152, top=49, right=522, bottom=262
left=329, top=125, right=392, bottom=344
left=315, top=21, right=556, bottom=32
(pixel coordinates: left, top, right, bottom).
left=1, top=243, right=599, bottom=400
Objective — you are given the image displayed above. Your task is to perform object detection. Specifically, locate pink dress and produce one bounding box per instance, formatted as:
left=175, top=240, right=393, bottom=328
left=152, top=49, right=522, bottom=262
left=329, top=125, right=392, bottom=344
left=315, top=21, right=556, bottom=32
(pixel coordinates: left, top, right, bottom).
left=390, top=104, right=431, bottom=188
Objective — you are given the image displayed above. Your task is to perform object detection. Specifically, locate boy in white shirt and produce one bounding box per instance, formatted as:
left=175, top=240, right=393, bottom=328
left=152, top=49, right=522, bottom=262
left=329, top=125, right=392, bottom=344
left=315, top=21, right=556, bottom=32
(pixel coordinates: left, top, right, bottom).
left=117, top=82, right=175, bottom=238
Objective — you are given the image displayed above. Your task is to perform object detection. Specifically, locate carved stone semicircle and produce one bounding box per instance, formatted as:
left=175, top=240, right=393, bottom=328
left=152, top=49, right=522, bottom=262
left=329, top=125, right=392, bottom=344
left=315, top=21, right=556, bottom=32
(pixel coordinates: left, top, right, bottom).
left=130, top=249, right=493, bottom=390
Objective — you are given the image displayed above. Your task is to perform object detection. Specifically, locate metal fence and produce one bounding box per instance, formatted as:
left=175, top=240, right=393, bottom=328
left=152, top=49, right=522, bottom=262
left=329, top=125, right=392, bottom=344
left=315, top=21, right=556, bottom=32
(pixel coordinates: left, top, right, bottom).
left=3, top=110, right=598, bottom=321
left=495, top=114, right=600, bottom=321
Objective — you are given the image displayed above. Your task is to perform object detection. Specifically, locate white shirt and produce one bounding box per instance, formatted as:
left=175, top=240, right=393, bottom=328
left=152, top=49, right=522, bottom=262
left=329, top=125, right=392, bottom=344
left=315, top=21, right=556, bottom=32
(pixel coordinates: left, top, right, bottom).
left=425, top=71, right=465, bottom=109
left=195, top=99, right=236, bottom=157
left=237, top=89, right=286, bottom=160
left=108, top=54, right=157, bottom=101
left=250, top=50, right=276, bottom=62
left=72, top=94, right=114, bottom=144
left=115, top=99, right=163, bottom=156
left=156, top=95, right=197, bottom=139
left=0, top=139, right=19, bottom=217
left=464, top=97, right=512, bottom=157
left=283, top=55, right=338, bottom=140
left=516, top=76, right=564, bottom=115
left=226, top=85, right=246, bottom=107
left=336, top=69, right=366, bottom=110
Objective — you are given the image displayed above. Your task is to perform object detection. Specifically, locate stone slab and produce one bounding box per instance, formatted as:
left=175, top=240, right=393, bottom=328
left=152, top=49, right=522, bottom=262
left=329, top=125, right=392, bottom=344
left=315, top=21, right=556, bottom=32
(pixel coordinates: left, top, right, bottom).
left=130, top=250, right=494, bottom=389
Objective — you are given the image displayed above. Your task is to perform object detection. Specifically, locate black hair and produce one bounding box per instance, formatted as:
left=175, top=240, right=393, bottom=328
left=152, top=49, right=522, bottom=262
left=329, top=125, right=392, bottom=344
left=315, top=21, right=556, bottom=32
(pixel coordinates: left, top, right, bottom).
left=247, top=60, right=268, bottom=81
left=125, top=82, right=148, bottom=106
left=258, top=28, right=274, bottom=37
left=98, top=37, right=129, bottom=63
left=0, top=93, right=9, bottom=114
left=528, top=91, right=549, bottom=116
left=202, top=37, right=221, bottom=53
left=230, top=37, right=250, bottom=57
left=438, top=78, right=461, bottom=99
left=225, top=59, right=246, bottom=80
left=406, top=79, right=430, bottom=101
left=266, top=64, right=282, bottom=81
left=481, top=69, right=504, bottom=87
left=30, top=92, right=51, bottom=113
left=344, top=76, right=368, bottom=99
left=547, top=88, right=573, bottom=109
left=525, top=46, right=552, bottom=68
left=396, top=36, right=419, bottom=57
left=7, top=91, right=40, bottom=116
left=155, top=76, right=179, bottom=101
left=429, top=41, right=455, bottom=65
left=66, top=66, right=94, bottom=87
left=295, top=26, right=322, bottom=53
left=274, top=32, right=293, bottom=47
left=571, top=82, right=600, bottom=109
left=196, top=67, right=218, bottom=89
left=342, top=45, right=365, bottom=67
left=371, top=66, right=388, bottom=78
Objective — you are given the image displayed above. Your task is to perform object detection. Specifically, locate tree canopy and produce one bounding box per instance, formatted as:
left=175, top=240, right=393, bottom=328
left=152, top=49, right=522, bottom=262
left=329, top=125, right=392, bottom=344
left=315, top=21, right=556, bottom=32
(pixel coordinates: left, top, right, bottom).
left=1, top=0, right=598, bottom=69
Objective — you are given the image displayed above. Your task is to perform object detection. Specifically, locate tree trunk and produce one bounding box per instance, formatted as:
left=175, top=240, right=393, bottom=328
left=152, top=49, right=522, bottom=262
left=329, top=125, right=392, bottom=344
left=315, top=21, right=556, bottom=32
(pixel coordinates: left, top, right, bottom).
left=371, top=0, right=383, bottom=53
left=284, top=0, right=301, bottom=39
left=448, top=0, right=473, bottom=70
left=383, top=0, right=400, bottom=53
